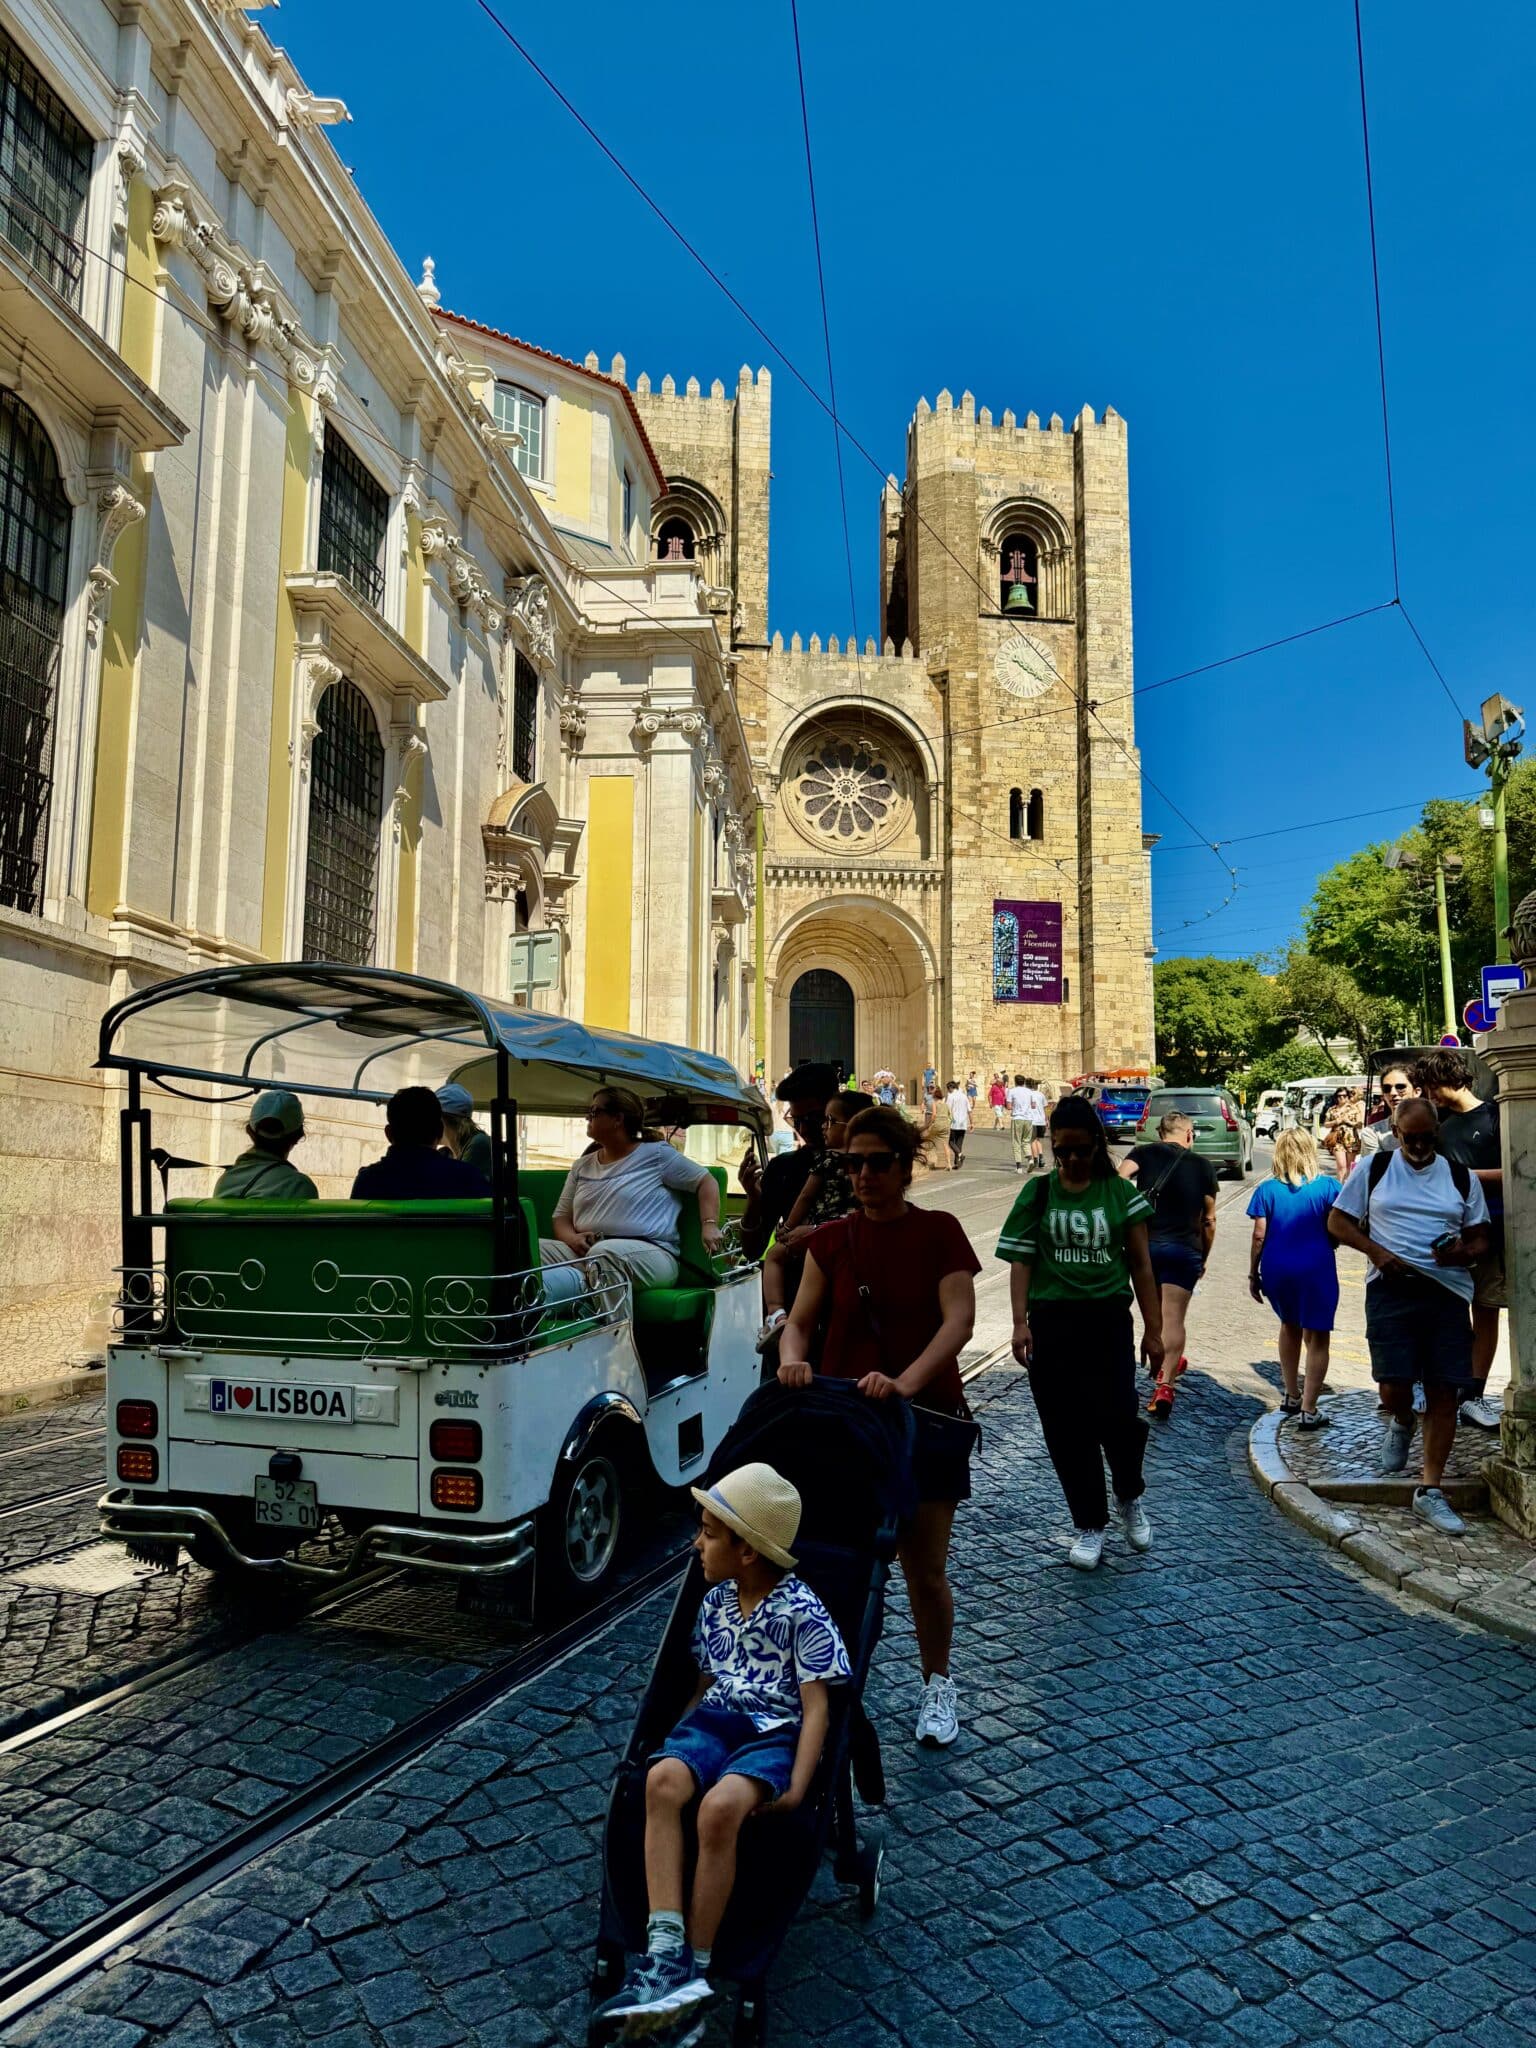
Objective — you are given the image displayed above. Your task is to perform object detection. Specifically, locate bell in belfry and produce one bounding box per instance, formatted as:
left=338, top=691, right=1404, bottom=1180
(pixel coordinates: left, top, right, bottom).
left=1004, top=548, right=1035, bottom=612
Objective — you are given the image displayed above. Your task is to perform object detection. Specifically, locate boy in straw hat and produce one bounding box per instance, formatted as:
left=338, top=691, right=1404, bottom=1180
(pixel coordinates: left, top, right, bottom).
left=594, top=1463, right=850, bottom=2039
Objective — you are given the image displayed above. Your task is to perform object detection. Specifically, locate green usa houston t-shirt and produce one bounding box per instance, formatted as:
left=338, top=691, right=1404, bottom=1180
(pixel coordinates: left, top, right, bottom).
left=995, top=1172, right=1152, bottom=1301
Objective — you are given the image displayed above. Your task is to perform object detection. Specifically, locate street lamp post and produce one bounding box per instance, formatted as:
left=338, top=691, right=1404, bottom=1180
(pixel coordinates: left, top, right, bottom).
left=1388, top=844, right=1462, bottom=1041
left=1465, top=694, right=1525, bottom=964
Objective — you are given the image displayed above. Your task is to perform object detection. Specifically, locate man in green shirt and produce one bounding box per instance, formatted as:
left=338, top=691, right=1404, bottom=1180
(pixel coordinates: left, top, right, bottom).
left=214, top=1089, right=319, bottom=1201
left=995, top=1096, right=1162, bottom=1571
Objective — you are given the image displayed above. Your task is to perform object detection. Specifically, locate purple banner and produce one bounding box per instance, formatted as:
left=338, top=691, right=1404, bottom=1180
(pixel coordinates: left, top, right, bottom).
left=992, top=900, right=1063, bottom=1004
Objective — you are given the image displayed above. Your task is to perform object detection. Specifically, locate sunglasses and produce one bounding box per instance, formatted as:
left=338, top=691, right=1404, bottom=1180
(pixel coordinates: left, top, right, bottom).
left=845, top=1150, right=898, bottom=1174
left=1052, top=1143, right=1095, bottom=1162
left=1382, top=1080, right=1413, bottom=1094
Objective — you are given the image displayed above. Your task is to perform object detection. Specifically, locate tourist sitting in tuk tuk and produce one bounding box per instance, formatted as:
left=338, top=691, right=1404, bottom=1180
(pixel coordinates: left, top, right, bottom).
left=539, top=1086, right=725, bottom=1304
left=436, top=1081, right=493, bottom=1183
left=213, top=1088, right=318, bottom=1201
left=351, top=1086, right=492, bottom=1199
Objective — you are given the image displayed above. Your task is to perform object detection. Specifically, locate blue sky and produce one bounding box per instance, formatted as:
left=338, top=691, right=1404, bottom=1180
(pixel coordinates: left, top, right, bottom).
left=276, top=0, right=1532, bottom=963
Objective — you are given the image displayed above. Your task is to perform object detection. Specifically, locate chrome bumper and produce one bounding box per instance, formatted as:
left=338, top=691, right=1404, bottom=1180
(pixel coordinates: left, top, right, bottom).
left=98, top=1488, right=536, bottom=1582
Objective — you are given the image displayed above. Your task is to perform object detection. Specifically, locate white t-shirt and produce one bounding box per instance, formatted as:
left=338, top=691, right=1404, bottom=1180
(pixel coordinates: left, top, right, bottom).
left=1007, top=1086, right=1032, bottom=1122
left=554, top=1141, right=710, bottom=1253
left=1330, top=1150, right=1488, bottom=1301
left=945, top=1088, right=971, bottom=1130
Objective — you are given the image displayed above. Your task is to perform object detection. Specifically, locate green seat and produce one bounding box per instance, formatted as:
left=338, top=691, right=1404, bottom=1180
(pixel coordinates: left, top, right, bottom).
left=162, top=1198, right=538, bottom=1356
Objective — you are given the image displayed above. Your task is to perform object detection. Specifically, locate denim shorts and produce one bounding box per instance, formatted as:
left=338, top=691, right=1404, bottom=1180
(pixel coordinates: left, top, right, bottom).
left=1150, top=1241, right=1204, bottom=1293
left=655, top=1702, right=798, bottom=1796
left=1365, top=1270, right=1474, bottom=1385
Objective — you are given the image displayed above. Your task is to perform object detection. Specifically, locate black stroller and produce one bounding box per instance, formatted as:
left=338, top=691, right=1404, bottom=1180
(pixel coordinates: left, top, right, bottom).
left=588, top=1377, right=915, bottom=2045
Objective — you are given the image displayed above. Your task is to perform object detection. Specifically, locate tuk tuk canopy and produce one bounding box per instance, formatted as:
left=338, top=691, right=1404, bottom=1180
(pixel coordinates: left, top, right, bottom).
left=97, top=963, right=770, bottom=1132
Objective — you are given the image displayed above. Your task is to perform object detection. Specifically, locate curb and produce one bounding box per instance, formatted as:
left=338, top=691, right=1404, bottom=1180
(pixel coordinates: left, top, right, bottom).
left=0, top=1367, right=105, bottom=1421
left=1247, top=1408, right=1536, bottom=1649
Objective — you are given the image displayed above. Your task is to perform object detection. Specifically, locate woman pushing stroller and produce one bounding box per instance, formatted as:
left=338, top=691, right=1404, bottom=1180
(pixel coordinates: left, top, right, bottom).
left=593, top=1463, right=850, bottom=2040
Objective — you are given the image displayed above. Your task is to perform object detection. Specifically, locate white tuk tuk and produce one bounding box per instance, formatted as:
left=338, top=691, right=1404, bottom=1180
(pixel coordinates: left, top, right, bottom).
left=96, top=963, right=768, bottom=1613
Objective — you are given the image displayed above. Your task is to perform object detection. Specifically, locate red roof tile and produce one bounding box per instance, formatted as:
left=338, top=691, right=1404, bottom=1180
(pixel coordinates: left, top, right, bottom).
left=435, top=308, right=667, bottom=494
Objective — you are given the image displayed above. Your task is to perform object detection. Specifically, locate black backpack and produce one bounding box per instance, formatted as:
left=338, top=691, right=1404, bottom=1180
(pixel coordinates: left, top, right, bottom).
left=1364, top=1148, right=1470, bottom=1209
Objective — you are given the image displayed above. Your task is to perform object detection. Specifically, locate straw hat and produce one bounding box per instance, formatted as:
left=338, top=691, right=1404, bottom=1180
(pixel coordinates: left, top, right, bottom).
left=690, top=1463, right=801, bottom=1571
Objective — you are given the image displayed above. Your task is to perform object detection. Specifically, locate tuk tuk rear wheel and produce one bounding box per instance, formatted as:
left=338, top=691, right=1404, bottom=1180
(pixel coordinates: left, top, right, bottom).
left=536, top=1436, right=626, bottom=1618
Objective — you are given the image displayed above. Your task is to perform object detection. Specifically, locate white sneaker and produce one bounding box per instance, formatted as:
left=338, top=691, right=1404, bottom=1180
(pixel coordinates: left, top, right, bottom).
left=1412, top=1382, right=1427, bottom=1415
left=1459, top=1395, right=1502, bottom=1430
left=915, top=1673, right=959, bottom=1747
left=1116, top=1497, right=1152, bottom=1552
left=1412, top=1486, right=1466, bottom=1537
left=1067, top=1528, right=1105, bottom=1571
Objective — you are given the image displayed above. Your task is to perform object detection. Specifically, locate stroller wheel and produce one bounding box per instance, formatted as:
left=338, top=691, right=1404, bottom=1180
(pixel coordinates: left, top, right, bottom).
left=857, top=1841, right=884, bottom=1918
left=734, top=1984, right=768, bottom=2045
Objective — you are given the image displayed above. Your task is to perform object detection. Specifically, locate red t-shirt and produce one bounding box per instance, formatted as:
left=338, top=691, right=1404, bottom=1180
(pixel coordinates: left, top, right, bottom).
left=806, top=1205, right=981, bottom=1413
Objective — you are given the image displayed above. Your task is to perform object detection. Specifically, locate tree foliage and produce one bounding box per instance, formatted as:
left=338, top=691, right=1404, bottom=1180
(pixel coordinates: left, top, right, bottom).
left=1231, top=1037, right=1340, bottom=1107
left=1153, top=956, right=1280, bottom=1084
left=1268, top=945, right=1405, bottom=1069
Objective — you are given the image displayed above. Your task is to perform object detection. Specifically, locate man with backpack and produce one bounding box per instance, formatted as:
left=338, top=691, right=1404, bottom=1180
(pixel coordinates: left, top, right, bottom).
left=1121, top=1111, right=1218, bottom=1418
left=1327, top=1096, right=1489, bottom=1534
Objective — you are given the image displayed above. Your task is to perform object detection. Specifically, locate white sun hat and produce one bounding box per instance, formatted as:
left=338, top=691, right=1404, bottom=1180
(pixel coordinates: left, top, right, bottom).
left=690, top=1462, right=802, bottom=1570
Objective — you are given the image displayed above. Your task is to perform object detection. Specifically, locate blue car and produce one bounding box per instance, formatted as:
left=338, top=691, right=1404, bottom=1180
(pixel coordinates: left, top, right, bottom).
left=1077, top=1082, right=1151, bottom=1141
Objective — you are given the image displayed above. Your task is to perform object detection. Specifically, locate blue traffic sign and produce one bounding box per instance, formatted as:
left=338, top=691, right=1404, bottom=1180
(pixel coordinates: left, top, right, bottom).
left=1482, top=963, right=1526, bottom=1015
left=1464, top=999, right=1495, bottom=1034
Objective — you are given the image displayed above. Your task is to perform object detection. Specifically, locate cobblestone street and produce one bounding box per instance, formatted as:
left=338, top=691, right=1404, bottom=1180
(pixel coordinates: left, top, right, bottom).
left=3, top=1145, right=1534, bottom=2048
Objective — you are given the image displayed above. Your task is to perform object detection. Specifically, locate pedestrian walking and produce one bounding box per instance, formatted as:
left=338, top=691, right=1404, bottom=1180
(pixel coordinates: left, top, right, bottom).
left=1028, top=1078, right=1049, bottom=1170
left=1360, top=1064, right=1417, bottom=1157
left=997, top=1095, right=1163, bottom=1570
left=965, top=1071, right=979, bottom=1114
left=1327, top=1096, right=1489, bottom=1534
left=945, top=1078, right=971, bottom=1168
left=1006, top=1072, right=1033, bottom=1174
left=1412, top=1050, right=1505, bottom=1430
left=1323, top=1087, right=1365, bottom=1179
left=1120, top=1111, right=1217, bottom=1419
left=1247, top=1128, right=1339, bottom=1428
left=989, top=1073, right=1008, bottom=1130
left=779, top=1106, right=980, bottom=1746
left=921, top=1085, right=952, bottom=1172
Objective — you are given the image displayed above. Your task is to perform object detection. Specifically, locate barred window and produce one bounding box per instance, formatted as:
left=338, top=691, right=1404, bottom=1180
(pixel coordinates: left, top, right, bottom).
left=511, top=650, right=538, bottom=784
left=302, top=679, right=384, bottom=965
left=0, top=389, right=69, bottom=915
left=493, top=384, right=544, bottom=482
left=317, top=428, right=388, bottom=611
left=0, top=28, right=91, bottom=308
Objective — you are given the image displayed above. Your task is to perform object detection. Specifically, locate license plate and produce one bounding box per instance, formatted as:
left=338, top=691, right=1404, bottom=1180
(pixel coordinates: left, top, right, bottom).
left=252, top=1476, right=320, bottom=1531
left=210, top=1379, right=353, bottom=1423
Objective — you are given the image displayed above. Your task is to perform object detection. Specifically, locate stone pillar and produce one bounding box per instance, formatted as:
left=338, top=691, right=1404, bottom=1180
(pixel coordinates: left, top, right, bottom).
left=1479, top=985, right=1536, bottom=1536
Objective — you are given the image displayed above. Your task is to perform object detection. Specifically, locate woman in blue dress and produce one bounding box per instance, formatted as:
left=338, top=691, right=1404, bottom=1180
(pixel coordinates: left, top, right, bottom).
left=1247, top=1128, right=1340, bottom=1429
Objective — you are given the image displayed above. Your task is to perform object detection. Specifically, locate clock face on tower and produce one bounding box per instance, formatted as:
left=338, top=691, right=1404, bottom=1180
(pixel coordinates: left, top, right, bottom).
left=994, top=635, right=1055, bottom=700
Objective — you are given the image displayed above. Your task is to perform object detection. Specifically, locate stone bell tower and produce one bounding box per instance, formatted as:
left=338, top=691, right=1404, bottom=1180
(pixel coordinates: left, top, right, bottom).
left=883, top=389, right=1153, bottom=1079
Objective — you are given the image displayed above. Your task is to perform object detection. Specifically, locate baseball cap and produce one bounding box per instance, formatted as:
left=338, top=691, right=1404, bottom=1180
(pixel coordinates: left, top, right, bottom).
left=436, top=1083, right=475, bottom=1117
left=250, top=1088, right=304, bottom=1139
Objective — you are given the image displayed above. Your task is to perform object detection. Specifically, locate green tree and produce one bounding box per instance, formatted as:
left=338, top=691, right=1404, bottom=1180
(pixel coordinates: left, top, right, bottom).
left=1231, top=1037, right=1339, bottom=1108
left=1154, top=956, right=1280, bottom=1084
left=1270, top=946, right=1406, bottom=1069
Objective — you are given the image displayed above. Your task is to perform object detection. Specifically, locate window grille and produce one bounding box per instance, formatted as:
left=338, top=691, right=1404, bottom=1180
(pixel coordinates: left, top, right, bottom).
left=493, top=384, right=544, bottom=482
left=0, top=389, right=69, bottom=915
left=317, top=427, right=388, bottom=611
left=302, top=678, right=383, bottom=964
left=511, top=650, right=538, bottom=784
left=0, top=28, right=91, bottom=307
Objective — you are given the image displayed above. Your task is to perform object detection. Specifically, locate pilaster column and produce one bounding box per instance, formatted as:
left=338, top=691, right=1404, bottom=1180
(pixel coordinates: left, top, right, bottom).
left=1479, top=983, right=1536, bottom=1536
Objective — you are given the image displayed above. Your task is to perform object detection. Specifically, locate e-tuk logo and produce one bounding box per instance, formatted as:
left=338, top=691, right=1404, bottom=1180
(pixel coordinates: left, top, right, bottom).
left=434, top=1388, right=479, bottom=1409
left=210, top=1380, right=349, bottom=1420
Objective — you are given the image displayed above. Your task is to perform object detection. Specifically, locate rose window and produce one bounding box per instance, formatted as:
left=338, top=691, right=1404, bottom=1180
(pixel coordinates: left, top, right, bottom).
left=797, top=740, right=898, bottom=840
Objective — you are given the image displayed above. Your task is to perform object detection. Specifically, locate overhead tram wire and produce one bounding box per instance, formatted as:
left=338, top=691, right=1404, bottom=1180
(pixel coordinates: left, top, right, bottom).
left=788, top=0, right=866, bottom=720
left=469, top=0, right=1245, bottom=929
left=1352, top=1, right=1468, bottom=721
left=1152, top=791, right=1488, bottom=856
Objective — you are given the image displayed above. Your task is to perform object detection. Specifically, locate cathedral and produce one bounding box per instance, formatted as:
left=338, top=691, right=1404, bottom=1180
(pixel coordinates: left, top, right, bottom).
left=630, top=372, right=1156, bottom=1091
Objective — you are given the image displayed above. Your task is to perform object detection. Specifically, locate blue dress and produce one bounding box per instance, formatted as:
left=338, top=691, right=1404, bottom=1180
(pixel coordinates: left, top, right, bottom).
left=1247, top=1175, right=1340, bottom=1332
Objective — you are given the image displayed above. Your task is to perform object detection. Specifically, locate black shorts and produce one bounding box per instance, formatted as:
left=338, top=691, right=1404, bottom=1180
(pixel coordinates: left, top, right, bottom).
left=1364, top=1271, right=1474, bottom=1385
left=912, top=1406, right=976, bottom=1505
left=1151, top=1242, right=1203, bottom=1292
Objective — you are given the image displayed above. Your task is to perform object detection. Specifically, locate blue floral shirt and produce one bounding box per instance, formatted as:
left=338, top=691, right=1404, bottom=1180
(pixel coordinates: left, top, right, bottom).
left=691, top=1575, right=852, bottom=1731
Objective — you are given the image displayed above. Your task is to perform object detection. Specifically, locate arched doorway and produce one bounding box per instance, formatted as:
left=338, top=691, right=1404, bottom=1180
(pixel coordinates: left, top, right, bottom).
left=789, top=968, right=854, bottom=1075
left=773, top=901, right=936, bottom=1088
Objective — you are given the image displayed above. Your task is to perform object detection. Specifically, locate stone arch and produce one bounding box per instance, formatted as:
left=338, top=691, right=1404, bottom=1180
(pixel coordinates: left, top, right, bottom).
left=772, top=701, right=936, bottom=860
left=769, top=895, right=938, bottom=1089
left=651, top=476, right=726, bottom=583
left=768, top=694, right=940, bottom=789
left=981, top=497, right=1074, bottom=620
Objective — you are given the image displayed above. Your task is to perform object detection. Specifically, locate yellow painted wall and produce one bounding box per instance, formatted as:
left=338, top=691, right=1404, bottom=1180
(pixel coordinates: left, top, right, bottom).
left=394, top=510, right=426, bottom=969
left=86, top=176, right=159, bottom=916
left=260, top=389, right=316, bottom=956
left=553, top=394, right=593, bottom=530
left=584, top=775, right=634, bottom=1031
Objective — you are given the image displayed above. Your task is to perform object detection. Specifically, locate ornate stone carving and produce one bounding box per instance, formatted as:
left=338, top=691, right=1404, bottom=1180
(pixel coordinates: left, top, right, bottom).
left=421, top=515, right=502, bottom=631
left=292, top=715, right=321, bottom=778
left=631, top=709, right=662, bottom=754
left=150, top=178, right=318, bottom=387
left=557, top=686, right=588, bottom=752
left=673, top=711, right=707, bottom=750
left=84, top=485, right=147, bottom=644
left=285, top=91, right=353, bottom=132
left=506, top=576, right=555, bottom=669
left=303, top=654, right=344, bottom=700
left=390, top=730, right=428, bottom=838
left=416, top=256, right=440, bottom=310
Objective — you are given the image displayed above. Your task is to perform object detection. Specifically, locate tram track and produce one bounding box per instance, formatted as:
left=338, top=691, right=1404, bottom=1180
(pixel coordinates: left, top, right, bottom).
left=0, top=1480, right=101, bottom=1522
left=0, top=1541, right=691, bottom=2031
left=0, top=1426, right=105, bottom=1464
